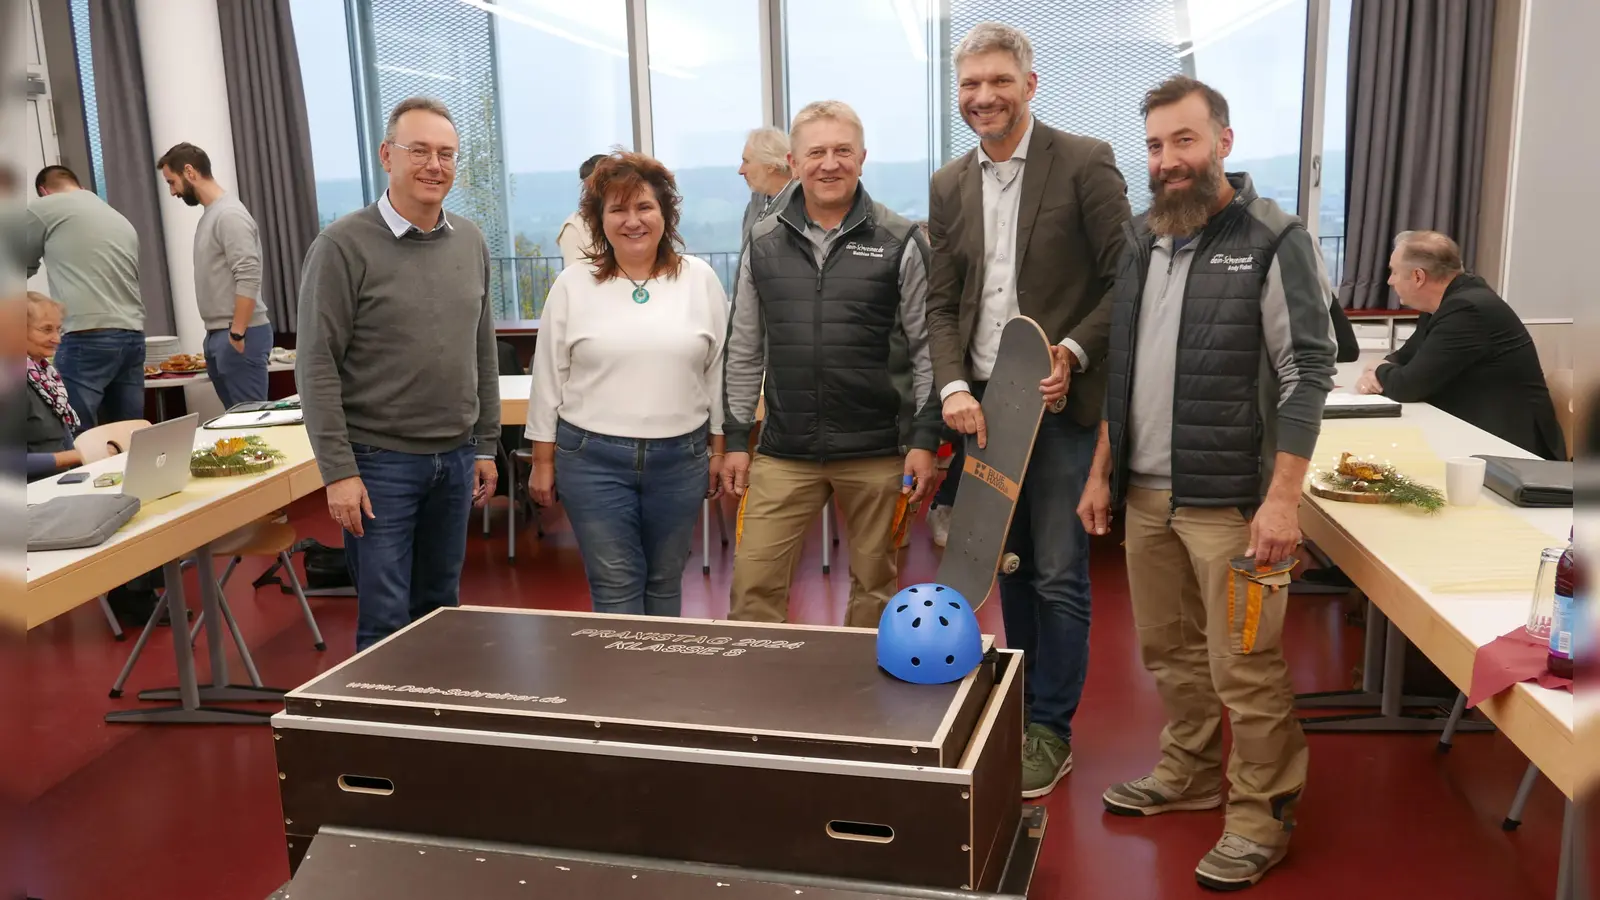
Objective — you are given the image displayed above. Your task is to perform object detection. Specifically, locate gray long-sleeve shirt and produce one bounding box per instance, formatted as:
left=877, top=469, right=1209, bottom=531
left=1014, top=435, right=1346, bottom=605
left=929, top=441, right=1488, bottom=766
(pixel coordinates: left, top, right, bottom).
left=722, top=212, right=938, bottom=453
left=194, top=194, right=270, bottom=331
left=294, top=201, right=501, bottom=485
left=20, top=188, right=144, bottom=334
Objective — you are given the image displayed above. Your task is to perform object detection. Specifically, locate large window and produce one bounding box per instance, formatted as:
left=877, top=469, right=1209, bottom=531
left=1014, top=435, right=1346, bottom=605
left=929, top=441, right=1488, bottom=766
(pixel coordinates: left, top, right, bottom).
left=1319, top=0, right=1352, bottom=282
left=786, top=0, right=935, bottom=223
left=493, top=0, right=633, bottom=319
left=67, top=0, right=106, bottom=198
left=646, top=0, right=763, bottom=284
left=940, top=0, right=1307, bottom=215
left=289, top=0, right=363, bottom=229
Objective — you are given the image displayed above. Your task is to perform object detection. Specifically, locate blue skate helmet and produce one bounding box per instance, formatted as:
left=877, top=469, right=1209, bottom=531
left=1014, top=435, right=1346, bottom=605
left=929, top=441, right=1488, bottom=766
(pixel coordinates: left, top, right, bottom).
left=877, top=583, right=984, bottom=685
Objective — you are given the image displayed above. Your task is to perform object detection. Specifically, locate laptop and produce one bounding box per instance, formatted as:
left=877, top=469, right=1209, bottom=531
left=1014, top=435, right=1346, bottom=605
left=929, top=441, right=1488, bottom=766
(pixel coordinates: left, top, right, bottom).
left=121, top=413, right=200, bottom=504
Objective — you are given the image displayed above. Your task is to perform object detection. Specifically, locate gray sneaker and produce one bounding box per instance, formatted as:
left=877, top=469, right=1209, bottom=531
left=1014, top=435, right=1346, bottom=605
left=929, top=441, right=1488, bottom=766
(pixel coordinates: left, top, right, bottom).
left=1103, top=775, right=1223, bottom=817
left=1195, top=832, right=1287, bottom=891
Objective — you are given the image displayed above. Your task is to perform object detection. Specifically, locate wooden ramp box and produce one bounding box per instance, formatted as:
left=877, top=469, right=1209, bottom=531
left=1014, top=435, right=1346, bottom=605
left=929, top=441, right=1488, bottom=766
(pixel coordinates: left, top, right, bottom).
left=273, top=607, right=1027, bottom=893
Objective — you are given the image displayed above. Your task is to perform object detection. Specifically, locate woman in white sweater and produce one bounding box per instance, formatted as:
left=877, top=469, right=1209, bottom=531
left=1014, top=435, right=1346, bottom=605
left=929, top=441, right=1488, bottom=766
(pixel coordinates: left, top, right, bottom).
left=526, top=151, right=728, bottom=617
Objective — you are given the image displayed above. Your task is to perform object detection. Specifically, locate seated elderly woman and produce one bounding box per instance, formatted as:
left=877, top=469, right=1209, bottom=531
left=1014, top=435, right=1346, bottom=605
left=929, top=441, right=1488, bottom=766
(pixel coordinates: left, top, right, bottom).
left=24, top=291, right=86, bottom=481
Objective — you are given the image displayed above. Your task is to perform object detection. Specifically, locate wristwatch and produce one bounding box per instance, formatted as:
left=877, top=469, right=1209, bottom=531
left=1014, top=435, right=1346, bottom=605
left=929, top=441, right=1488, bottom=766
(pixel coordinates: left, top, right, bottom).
left=229, top=330, right=246, bottom=341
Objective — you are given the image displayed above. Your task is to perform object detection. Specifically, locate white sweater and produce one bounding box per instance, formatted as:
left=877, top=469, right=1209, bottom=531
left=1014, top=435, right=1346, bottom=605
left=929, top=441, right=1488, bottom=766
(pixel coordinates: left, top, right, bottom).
left=526, top=255, right=728, bottom=442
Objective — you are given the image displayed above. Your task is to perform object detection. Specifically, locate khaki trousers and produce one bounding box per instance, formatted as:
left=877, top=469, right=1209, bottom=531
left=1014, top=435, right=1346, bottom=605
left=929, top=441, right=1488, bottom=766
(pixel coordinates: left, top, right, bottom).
left=1123, top=487, right=1308, bottom=846
left=729, top=454, right=904, bottom=628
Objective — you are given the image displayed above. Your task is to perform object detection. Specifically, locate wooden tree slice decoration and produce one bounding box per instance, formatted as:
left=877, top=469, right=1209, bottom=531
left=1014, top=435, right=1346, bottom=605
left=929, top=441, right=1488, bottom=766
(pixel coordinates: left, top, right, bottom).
left=190, top=435, right=286, bottom=478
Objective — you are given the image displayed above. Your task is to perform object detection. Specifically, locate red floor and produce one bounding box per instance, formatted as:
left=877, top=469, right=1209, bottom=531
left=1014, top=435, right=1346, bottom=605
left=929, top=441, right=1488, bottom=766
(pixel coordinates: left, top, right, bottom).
left=9, top=492, right=1586, bottom=900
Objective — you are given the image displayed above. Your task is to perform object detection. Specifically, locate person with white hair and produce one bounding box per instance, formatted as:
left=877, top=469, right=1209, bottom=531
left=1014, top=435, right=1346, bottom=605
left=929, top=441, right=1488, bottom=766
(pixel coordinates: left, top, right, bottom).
left=738, top=126, right=794, bottom=244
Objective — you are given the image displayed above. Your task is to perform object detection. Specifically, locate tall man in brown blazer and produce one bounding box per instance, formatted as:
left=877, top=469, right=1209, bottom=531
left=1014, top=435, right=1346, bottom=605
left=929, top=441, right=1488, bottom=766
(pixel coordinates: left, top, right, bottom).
left=925, top=21, right=1131, bottom=799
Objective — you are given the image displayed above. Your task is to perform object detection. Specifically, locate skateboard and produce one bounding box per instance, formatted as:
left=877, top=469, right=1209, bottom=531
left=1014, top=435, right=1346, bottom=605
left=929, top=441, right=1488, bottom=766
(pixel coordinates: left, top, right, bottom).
left=934, top=316, right=1063, bottom=610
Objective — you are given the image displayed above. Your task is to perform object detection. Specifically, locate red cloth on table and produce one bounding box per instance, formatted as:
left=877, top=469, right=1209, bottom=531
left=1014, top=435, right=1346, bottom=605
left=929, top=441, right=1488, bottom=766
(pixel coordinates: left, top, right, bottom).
left=1467, top=627, right=1573, bottom=708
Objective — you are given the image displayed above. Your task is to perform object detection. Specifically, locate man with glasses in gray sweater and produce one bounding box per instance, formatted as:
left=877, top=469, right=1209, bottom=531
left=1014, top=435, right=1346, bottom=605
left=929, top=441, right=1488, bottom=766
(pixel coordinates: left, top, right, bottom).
left=296, top=97, right=501, bottom=651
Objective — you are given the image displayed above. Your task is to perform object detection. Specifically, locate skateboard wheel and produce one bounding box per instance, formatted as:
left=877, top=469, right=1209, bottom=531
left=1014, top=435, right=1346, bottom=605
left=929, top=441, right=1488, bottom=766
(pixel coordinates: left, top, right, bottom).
left=999, top=553, right=1021, bottom=575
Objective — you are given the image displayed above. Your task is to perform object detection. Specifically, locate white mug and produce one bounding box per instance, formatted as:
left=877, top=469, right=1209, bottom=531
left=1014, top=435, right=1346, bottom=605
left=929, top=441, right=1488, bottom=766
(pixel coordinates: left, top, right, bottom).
left=1445, top=457, right=1486, bottom=506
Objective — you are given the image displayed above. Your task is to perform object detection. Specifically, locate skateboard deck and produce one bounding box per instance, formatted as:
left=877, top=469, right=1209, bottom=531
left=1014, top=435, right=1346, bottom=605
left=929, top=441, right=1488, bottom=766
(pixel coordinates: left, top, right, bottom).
left=935, top=317, right=1057, bottom=609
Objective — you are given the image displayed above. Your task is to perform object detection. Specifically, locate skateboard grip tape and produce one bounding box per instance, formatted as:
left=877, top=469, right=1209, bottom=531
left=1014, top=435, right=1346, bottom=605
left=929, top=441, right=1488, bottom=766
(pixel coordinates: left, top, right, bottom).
left=963, top=456, right=1020, bottom=501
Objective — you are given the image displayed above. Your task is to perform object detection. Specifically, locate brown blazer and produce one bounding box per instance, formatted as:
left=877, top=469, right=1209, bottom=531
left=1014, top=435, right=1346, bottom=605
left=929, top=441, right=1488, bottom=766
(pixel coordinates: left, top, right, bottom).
left=925, top=120, right=1132, bottom=427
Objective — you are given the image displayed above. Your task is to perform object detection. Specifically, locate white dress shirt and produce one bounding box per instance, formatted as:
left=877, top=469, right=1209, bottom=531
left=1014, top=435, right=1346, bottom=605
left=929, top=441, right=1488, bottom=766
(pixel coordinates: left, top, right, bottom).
left=940, top=118, right=1089, bottom=402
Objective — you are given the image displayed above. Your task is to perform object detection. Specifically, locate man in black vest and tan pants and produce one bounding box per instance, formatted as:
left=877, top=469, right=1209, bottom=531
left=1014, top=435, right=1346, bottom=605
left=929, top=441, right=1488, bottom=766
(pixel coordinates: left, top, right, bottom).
left=721, top=100, right=942, bottom=629
left=1079, top=76, right=1335, bottom=891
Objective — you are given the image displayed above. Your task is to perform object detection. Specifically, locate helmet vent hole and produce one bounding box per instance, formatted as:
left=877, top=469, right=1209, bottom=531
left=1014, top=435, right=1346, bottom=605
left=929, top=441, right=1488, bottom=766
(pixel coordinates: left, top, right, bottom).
left=923, top=600, right=933, bottom=607
left=896, top=604, right=908, bottom=613
left=911, top=656, right=921, bottom=666
left=934, top=586, right=944, bottom=591
left=945, top=655, right=955, bottom=664
left=939, top=616, right=949, bottom=626
left=911, top=617, right=922, bottom=628
left=949, top=601, right=960, bottom=609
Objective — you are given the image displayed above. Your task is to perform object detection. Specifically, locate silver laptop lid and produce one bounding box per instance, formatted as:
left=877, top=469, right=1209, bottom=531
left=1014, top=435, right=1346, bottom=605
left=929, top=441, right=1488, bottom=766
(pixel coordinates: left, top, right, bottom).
left=121, top=414, right=199, bottom=504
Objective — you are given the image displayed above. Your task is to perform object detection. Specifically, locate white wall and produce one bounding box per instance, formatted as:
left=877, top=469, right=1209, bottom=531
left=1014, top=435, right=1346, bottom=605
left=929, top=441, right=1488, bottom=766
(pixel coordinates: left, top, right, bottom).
left=1499, top=0, right=1592, bottom=325
left=136, top=0, right=238, bottom=352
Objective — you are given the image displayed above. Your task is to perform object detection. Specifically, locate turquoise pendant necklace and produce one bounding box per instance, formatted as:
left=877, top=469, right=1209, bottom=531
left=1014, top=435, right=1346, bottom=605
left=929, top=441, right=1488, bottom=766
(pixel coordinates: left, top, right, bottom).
left=625, top=272, right=650, bottom=303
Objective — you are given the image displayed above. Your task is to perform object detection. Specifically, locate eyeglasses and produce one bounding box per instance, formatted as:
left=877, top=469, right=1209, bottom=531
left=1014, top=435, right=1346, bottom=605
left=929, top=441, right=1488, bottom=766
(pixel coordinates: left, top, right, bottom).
left=390, top=141, right=458, bottom=169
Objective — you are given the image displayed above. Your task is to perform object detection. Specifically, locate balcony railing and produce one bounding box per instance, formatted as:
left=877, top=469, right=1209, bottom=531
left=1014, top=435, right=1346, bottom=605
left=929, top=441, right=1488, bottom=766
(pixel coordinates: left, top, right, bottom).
left=492, top=251, right=739, bottom=322
left=494, top=239, right=1349, bottom=323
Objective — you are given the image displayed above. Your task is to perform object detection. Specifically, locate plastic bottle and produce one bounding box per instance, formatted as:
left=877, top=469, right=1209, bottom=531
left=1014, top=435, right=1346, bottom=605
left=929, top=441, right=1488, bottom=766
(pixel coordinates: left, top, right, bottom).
left=1548, top=535, right=1578, bottom=679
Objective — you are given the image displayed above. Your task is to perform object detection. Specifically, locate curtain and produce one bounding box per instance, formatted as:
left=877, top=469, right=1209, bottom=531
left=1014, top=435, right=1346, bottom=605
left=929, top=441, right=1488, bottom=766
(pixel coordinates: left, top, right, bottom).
left=216, top=0, right=319, bottom=333
left=87, top=0, right=175, bottom=336
left=1340, top=0, right=1496, bottom=310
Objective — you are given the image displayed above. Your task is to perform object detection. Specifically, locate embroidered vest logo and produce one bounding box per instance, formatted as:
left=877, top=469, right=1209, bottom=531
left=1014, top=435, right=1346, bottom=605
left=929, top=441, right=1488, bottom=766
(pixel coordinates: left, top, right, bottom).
left=846, top=241, right=886, bottom=259
left=1209, top=252, right=1258, bottom=273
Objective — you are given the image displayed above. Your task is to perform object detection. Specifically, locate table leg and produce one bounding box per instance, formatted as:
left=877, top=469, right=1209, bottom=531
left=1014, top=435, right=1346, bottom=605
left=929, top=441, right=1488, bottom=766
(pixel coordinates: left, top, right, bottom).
left=106, top=556, right=272, bottom=725
left=1297, top=610, right=1492, bottom=732
left=132, top=545, right=283, bottom=707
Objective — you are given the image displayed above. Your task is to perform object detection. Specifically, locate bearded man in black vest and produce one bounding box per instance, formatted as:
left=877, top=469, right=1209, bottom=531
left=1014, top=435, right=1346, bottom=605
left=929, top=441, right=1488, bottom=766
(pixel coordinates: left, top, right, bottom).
left=721, top=100, right=942, bottom=629
left=1079, top=76, right=1336, bottom=891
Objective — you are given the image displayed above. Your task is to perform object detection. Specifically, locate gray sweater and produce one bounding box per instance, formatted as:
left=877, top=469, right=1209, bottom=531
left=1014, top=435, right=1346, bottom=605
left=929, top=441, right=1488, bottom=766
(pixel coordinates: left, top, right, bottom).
left=295, top=204, right=501, bottom=485
left=194, top=194, right=270, bottom=331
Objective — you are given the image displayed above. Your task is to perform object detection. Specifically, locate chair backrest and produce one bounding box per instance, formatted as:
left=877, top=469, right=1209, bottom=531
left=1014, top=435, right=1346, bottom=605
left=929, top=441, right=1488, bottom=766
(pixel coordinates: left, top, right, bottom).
left=1546, top=368, right=1573, bottom=461
left=75, top=419, right=154, bottom=464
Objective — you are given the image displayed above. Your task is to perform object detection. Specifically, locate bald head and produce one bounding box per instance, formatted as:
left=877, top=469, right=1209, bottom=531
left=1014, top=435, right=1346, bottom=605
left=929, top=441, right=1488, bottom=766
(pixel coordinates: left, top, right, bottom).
left=1386, top=230, right=1464, bottom=312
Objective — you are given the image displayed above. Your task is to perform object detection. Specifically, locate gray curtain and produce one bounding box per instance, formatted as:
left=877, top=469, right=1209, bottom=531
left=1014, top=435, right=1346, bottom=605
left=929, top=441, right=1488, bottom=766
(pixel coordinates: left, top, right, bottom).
left=88, top=0, right=175, bottom=336
left=1341, top=0, right=1496, bottom=310
left=216, top=0, right=319, bottom=334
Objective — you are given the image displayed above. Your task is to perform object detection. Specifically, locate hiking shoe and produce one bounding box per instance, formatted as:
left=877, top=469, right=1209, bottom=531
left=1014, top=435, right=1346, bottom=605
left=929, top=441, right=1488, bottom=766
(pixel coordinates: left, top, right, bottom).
left=1021, top=723, right=1072, bottom=798
left=1195, top=832, right=1287, bottom=891
left=1103, top=775, right=1223, bottom=817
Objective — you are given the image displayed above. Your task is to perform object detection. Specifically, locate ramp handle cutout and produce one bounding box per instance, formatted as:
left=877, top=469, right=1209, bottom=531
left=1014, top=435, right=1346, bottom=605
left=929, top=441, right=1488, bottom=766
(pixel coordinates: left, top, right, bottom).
left=338, top=774, right=395, bottom=796
left=826, top=820, right=895, bottom=843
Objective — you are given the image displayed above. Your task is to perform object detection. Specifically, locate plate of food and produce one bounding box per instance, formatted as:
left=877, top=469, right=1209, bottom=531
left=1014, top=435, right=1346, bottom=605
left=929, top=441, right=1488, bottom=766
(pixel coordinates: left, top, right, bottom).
left=159, top=353, right=207, bottom=373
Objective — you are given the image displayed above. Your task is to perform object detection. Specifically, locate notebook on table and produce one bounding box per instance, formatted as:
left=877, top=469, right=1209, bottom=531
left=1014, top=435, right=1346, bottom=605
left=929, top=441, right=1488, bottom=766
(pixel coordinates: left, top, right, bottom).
left=1322, top=392, right=1402, bottom=419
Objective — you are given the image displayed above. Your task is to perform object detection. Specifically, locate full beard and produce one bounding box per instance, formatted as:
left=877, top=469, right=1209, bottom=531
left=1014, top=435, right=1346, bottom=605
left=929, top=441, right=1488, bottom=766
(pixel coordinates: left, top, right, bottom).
left=1147, top=158, right=1223, bottom=238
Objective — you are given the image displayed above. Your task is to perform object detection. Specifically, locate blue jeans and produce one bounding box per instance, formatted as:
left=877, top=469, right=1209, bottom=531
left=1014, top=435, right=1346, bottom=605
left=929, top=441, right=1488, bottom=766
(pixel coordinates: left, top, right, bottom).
left=988, top=384, right=1098, bottom=744
left=203, top=324, right=273, bottom=409
left=54, top=329, right=145, bottom=428
left=345, top=443, right=475, bottom=651
left=553, top=419, right=709, bottom=617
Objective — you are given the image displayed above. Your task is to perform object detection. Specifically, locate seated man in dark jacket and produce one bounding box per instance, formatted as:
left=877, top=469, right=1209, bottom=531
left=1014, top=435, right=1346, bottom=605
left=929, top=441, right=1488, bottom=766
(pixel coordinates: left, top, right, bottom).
left=1356, top=230, right=1565, bottom=460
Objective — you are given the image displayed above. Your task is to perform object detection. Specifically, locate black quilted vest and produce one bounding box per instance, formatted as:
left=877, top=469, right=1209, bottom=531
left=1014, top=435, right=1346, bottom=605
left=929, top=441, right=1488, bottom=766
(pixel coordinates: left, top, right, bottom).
left=1104, top=176, right=1293, bottom=509
left=747, top=187, right=912, bottom=461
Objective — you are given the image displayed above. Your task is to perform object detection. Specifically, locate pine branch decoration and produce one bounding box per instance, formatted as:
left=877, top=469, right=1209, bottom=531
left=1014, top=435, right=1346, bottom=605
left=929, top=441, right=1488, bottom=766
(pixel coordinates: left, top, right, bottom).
left=190, top=435, right=286, bottom=477
left=1314, top=452, right=1446, bottom=513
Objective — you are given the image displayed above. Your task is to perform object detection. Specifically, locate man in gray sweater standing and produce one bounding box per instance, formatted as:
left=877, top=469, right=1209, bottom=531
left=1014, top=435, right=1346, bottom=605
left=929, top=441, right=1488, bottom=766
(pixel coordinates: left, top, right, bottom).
left=157, top=143, right=273, bottom=408
left=296, top=97, right=501, bottom=651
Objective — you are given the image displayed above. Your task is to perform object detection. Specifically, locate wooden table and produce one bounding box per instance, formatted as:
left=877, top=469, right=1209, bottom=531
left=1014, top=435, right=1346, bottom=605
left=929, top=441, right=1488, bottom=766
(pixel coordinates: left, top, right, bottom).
left=19, top=425, right=326, bottom=724
left=1299, top=373, right=1583, bottom=897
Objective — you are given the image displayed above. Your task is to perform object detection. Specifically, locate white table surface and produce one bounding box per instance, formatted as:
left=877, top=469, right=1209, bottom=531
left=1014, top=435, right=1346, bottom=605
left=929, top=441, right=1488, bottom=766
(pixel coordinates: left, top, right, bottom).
left=1318, top=363, right=1578, bottom=791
